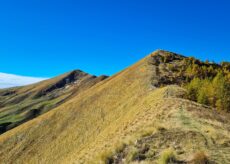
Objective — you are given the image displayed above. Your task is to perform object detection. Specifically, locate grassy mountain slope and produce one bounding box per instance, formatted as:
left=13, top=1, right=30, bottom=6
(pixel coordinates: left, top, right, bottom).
left=0, top=50, right=230, bottom=163
left=0, top=70, right=108, bottom=134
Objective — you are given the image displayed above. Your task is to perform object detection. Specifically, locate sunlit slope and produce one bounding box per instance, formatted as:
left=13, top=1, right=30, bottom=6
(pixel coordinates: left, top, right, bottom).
left=0, top=50, right=229, bottom=163
left=0, top=70, right=107, bottom=134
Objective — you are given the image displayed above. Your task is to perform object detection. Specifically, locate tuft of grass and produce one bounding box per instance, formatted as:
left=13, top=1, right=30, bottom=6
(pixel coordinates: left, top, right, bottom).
left=139, top=127, right=156, bottom=137
left=99, top=142, right=126, bottom=164
left=156, top=125, right=167, bottom=132
left=99, top=151, right=114, bottom=164
left=126, top=146, right=139, bottom=162
left=157, top=148, right=177, bottom=164
left=189, top=151, right=210, bottom=164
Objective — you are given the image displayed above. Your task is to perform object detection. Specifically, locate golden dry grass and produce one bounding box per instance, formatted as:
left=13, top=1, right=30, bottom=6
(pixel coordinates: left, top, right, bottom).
left=0, top=50, right=229, bottom=164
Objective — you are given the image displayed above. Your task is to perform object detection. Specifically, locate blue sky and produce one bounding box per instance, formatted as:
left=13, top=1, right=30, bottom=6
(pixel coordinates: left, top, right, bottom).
left=0, top=0, right=230, bottom=77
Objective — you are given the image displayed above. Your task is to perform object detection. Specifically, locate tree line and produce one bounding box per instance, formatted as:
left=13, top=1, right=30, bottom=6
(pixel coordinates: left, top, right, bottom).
left=183, top=58, right=230, bottom=111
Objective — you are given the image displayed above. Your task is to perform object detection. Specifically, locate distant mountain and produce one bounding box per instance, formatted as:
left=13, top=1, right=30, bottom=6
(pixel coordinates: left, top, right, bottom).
left=0, top=72, right=47, bottom=88
left=0, top=70, right=108, bottom=134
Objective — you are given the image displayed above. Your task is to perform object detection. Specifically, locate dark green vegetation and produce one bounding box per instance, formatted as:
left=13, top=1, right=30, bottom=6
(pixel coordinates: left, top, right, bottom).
left=0, top=70, right=108, bottom=134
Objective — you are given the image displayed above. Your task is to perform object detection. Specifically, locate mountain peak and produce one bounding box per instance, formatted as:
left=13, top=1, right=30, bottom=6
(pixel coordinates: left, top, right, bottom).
left=150, top=49, right=186, bottom=59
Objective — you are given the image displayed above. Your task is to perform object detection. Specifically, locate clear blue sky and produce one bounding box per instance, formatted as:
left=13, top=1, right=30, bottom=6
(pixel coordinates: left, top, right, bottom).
left=0, top=0, right=230, bottom=77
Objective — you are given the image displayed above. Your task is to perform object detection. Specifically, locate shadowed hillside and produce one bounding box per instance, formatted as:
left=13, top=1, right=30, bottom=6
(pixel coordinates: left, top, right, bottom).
left=0, top=70, right=108, bottom=134
left=0, top=50, right=229, bottom=164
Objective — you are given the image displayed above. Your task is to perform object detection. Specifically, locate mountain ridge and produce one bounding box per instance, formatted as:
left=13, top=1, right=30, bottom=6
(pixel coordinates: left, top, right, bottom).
left=0, top=69, right=108, bottom=134
left=0, top=50, right=230, bottom=163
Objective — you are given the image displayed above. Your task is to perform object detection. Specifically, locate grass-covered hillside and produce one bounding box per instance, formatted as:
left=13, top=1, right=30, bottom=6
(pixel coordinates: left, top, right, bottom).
left=0, top=50, right=229, bottom=164
left=0, top=70, right=108, bottom=134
